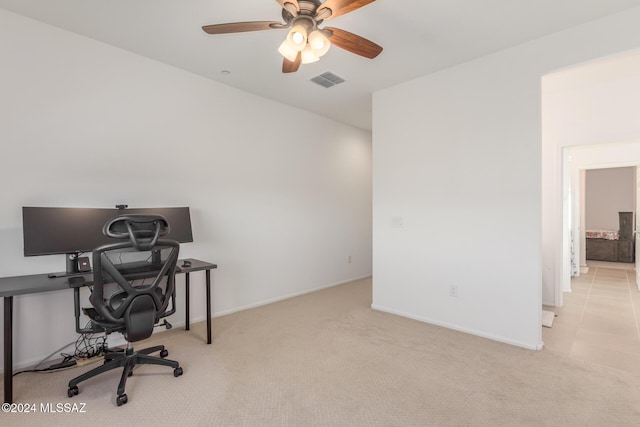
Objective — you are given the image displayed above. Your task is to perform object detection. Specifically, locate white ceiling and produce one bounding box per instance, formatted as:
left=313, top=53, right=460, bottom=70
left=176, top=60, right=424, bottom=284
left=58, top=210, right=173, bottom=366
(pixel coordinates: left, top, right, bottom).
left=2, top=0, right=640, bottom=130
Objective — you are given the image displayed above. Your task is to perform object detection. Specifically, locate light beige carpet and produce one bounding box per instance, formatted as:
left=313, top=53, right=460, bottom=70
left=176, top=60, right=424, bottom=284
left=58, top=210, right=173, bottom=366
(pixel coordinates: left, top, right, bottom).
left=3, top=278, right=640, bottom=426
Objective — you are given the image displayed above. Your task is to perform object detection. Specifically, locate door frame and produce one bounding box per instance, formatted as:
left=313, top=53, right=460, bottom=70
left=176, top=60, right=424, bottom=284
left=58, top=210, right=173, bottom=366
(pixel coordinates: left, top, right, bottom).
left=561, top=147, right=639, bottom=296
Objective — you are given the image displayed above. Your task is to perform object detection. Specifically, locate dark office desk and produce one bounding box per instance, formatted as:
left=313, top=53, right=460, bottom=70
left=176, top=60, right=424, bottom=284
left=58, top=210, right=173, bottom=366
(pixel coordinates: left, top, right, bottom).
left=0, top=258, right=216, bottom=404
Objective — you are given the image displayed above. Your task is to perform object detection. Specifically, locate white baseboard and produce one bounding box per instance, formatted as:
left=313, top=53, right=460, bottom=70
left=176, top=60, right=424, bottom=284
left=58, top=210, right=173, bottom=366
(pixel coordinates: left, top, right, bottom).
left=213, top=275, right=373, bottom=318
left=370, top=304, right=544, bottom=351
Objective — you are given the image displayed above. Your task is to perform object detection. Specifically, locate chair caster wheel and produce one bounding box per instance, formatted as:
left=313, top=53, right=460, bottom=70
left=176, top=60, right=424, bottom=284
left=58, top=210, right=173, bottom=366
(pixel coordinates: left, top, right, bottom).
left=67, top=386, right=79, bottom=397
left=116, top=393, right=128, bottom=406
left=160, top=349, right=169, bottom=358
left=174, top=367, right=183, bottom=377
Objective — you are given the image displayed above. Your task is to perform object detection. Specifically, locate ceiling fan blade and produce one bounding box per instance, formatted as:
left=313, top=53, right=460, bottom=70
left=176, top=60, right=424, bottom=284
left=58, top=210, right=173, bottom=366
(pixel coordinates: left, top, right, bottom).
left=202, top=21, right=282, bottom=35
left=325, top=27, right=382, bottom=59
left=317, top=0, right=375, bottom=20
left=275, top=0, right=300, bottom=14
left=282, top=52, right=302, bottom=73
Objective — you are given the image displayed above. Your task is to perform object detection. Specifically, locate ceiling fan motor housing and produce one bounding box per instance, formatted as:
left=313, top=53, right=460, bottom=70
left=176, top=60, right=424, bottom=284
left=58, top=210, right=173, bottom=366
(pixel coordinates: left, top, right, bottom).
left=282, top=0, right=323, bottom=24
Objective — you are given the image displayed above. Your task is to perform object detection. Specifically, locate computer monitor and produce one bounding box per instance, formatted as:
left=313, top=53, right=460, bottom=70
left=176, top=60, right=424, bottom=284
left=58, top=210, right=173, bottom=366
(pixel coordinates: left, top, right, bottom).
left=22, top=206, right=193, bottom=274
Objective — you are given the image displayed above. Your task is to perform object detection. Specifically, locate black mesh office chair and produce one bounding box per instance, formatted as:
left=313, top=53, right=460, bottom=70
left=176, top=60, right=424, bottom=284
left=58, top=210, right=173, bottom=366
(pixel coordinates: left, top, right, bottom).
left=67, top=214, right=183, bottom=406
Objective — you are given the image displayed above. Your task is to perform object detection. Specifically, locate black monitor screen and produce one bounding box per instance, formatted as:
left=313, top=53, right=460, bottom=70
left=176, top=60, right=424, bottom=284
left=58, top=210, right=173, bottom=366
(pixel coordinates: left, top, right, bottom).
left=22, top=206, right=193, bottom=256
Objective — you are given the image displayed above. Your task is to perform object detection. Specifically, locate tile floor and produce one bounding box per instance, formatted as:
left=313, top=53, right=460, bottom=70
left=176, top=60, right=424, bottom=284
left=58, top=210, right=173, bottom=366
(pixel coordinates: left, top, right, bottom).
left=542, top=261, right=640, bottom=374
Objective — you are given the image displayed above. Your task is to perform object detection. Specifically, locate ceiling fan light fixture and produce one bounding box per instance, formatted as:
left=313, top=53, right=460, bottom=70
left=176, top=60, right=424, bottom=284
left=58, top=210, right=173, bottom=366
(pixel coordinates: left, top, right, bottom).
left=308, top=30, right=331, bottom=57
left=278, top=40, right=299, bottom=62
left=301, top=45, right=320, bottom=64
left=286, top=24, right=308, bottom=51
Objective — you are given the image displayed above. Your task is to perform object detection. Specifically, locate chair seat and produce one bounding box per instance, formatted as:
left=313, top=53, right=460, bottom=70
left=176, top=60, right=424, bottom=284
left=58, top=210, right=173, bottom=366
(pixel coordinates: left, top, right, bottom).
left=82, top=307, right=124, bottom=334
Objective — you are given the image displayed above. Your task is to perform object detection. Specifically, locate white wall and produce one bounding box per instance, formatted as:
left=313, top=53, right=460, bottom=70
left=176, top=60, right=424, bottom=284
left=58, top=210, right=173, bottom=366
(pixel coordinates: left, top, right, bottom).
left=373, top=6, right=640, bottom=349
left=585, top=167, right=634, bottom=230
left=0, top=9, right=372, bottom=370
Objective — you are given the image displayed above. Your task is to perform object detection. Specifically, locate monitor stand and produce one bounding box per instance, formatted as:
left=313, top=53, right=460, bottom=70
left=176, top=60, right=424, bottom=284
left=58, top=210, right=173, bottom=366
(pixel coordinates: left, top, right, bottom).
left=66, top=252, right=81, bottom=275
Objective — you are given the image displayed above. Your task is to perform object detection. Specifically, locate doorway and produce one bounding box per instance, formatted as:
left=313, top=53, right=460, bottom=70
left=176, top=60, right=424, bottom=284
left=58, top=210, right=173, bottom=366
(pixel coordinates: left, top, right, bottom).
left=542, top=47, right=640, bottom=308
left=542, top=49, right=640, bottom=371
left=567, top=161, right=637, bottom=284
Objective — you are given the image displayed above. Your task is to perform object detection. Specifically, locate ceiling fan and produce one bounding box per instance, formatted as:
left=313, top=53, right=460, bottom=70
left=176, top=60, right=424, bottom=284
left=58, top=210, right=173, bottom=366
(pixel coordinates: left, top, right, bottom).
left=202, top=0, right=383, bottom=73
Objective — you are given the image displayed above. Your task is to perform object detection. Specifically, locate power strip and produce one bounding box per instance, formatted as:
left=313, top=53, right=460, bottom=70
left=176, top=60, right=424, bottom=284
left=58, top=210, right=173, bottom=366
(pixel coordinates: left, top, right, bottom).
left=76, top=355, right=104, bottom=367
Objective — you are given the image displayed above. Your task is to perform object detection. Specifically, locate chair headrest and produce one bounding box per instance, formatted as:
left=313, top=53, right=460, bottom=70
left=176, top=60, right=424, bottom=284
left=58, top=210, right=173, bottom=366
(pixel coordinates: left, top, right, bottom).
left=103, top=214, right=169, bottom=251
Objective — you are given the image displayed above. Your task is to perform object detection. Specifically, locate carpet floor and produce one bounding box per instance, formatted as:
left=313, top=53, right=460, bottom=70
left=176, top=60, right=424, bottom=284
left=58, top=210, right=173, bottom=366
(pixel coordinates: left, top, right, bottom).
left=3, top=278, right=640, bottom=426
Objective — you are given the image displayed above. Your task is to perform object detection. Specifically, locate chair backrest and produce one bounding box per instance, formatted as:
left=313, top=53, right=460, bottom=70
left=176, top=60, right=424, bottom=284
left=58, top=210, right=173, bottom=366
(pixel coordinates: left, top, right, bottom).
left=90, top=214, right=180, bottom=342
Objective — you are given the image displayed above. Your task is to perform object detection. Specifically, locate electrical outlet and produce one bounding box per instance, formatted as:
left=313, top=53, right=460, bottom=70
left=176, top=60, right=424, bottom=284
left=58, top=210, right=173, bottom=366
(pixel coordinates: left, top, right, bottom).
left=449, top=285, right=459, bottom=298
left=348, top=255, right=352, bottom=264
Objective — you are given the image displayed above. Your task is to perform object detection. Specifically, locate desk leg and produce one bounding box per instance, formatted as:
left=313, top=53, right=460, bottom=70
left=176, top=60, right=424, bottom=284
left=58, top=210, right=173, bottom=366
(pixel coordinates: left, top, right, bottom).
left=4, top=296, right=13, bottom=404
left=206, top=269, right=212, bottom=344
left=185, top=272, right=190, bottom=331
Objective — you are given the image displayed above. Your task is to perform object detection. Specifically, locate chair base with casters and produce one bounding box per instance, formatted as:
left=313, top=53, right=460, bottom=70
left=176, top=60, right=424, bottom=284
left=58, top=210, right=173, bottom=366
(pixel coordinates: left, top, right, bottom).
left=67, top=341, right=183, bottom=406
